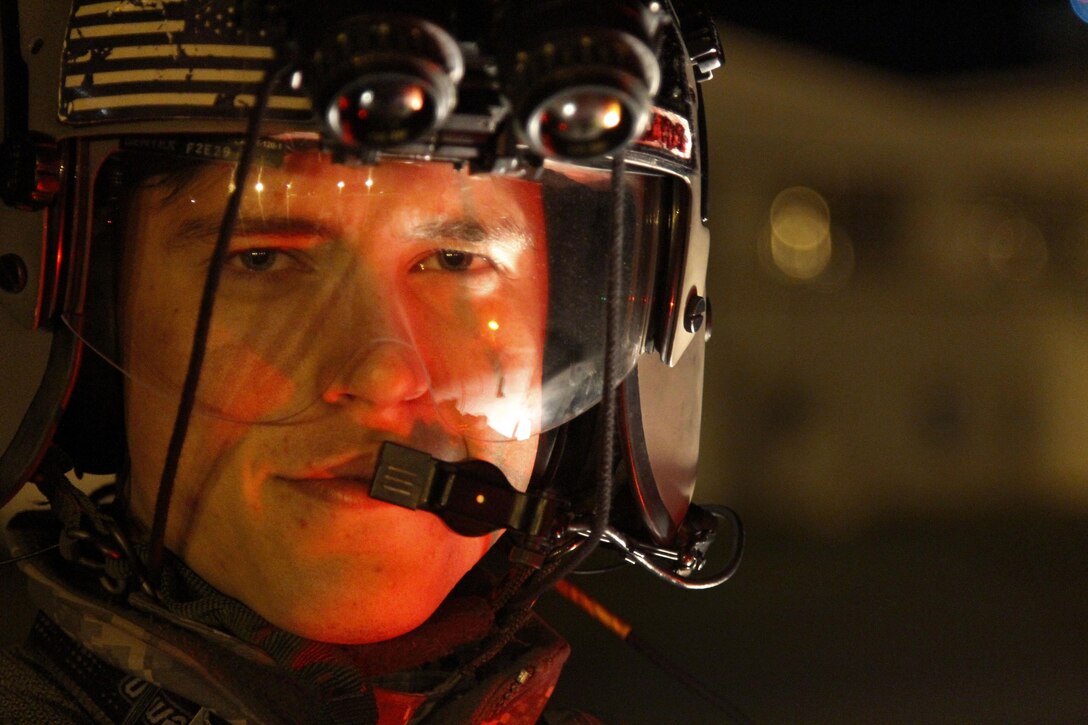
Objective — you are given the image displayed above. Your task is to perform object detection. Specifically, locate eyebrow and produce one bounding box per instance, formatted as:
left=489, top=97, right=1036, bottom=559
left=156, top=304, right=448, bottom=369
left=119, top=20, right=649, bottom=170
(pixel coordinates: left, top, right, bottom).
left=407, top=217, right=534, bottom=250
left=169, top=216, right=339, bottom=247
left=167, top=214, right=533, bottom=250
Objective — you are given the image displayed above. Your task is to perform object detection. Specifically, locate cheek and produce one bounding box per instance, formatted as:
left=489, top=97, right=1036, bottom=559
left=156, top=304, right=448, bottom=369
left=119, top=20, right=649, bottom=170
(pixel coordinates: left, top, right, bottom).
left=120, top=269, right=195, bottom=391
left=197, top=342, right=299, bottom=421
left=122, top=269, right=299, bottom=423
left=123, top=380, right=251, bottom=536
left=407, top=271, right=548, bottom=439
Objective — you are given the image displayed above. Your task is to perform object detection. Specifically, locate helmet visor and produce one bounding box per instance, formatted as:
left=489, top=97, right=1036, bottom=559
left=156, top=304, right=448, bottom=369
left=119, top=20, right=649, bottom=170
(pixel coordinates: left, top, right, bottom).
left=67, top=136, right=662, bottom=441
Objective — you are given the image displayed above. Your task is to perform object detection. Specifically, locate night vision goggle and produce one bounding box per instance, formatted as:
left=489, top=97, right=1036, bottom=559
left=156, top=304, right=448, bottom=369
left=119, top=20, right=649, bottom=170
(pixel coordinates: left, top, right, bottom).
left=287, top=0, right=665, bottom=162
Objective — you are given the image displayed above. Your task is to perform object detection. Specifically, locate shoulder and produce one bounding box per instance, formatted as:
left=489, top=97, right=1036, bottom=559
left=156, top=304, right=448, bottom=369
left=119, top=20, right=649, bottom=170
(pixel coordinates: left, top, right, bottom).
left=0, top=645, right=101, bottom=724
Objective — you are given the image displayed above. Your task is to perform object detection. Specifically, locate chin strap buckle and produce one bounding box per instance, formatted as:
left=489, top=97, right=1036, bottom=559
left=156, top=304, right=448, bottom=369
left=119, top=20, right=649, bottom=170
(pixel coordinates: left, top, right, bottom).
left=32, top=447, right=157, bottom=600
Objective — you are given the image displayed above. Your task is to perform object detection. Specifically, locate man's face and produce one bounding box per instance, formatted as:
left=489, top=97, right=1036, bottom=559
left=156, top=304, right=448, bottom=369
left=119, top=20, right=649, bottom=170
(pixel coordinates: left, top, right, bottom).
left=119, top=150, right=548, bottom=643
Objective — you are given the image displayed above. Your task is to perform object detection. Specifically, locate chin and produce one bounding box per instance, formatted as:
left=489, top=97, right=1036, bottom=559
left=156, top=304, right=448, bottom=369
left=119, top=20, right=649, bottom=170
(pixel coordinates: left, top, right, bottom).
left=269, top=589, right=442, bottom=645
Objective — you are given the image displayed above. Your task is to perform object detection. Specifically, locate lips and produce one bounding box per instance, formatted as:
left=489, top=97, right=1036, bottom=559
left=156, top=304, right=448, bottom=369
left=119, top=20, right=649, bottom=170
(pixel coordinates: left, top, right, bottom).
left=290, top=451, right=378, bottom=481
left=276, top=453, right=381, bottom=508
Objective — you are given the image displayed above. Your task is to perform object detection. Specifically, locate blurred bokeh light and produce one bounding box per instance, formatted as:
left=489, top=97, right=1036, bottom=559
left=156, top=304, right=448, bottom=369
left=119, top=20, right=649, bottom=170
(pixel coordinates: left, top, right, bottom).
left=766, top=186, right=832, bottom=280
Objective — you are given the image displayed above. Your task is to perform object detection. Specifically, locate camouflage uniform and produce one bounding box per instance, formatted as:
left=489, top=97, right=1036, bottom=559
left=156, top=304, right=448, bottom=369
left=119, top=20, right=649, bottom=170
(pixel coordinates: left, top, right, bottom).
left=1, top=503, right=593, bottom=725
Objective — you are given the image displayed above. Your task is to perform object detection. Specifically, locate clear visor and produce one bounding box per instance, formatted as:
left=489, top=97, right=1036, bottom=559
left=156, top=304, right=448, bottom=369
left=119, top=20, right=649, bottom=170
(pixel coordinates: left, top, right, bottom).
left=66, top=137, right=661, bottom=442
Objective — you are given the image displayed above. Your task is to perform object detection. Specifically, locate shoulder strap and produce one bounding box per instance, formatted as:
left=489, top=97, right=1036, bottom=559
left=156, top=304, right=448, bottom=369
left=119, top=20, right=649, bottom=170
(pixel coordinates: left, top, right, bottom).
left=24, top=612, right=233, bottom=725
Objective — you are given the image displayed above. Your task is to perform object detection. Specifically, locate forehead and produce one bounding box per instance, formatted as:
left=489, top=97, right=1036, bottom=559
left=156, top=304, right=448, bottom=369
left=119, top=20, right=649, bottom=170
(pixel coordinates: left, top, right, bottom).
left=140, top=149, right=544, bottom=226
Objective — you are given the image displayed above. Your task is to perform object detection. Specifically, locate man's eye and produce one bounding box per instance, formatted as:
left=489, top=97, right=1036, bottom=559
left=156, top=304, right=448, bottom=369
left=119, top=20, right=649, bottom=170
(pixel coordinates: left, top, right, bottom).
left=230, top=248, right=280, bottom=272
left=415, top=250, right=491, bottom=273
left=438, top=251, right=474, bottom=271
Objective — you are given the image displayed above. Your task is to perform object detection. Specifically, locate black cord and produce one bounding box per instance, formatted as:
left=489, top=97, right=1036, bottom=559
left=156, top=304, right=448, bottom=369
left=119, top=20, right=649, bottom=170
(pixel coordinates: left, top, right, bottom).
left=0, top=543, right=59, bottom=567
left=515, top=151, right=628, bottom=604
left=422, top=155, right=633, bottom=717
left=567, top=543, right=631, bottom=575
left=145, top=64, right=284, bottom=583
left=625, top=630, right=754, bottom=724
left=569, top=562, right=628, bottom=575
left=554, top=579, right=754, bottom=725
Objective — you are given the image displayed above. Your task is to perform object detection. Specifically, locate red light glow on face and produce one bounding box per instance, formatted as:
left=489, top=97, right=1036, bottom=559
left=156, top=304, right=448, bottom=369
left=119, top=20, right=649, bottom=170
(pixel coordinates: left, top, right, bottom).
left=195, top=341, right=299, bottom=421
left=117, top=153, right=547, bottom=644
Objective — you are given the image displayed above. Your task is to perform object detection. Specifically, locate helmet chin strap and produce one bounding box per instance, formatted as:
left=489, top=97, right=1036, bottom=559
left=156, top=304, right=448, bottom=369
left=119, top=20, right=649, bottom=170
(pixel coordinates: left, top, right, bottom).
left=144, top=62, right=286, bottom=584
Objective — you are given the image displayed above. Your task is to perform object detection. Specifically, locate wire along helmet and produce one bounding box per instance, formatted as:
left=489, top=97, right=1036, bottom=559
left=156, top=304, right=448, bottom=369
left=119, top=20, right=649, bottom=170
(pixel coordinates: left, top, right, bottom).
left=0, top=0, right=722, bottom=554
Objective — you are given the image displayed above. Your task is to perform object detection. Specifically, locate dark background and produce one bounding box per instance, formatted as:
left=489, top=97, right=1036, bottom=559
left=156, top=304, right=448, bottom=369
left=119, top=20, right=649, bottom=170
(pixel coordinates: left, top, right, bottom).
left=709, top=0, right=1085, bottom=76
left=539, top=3, right=1088, bottom=723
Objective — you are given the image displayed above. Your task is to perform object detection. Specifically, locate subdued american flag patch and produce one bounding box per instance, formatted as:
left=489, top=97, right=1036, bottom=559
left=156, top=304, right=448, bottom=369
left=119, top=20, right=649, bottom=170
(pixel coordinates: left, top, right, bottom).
left=59, top=0, right=313, bottom=125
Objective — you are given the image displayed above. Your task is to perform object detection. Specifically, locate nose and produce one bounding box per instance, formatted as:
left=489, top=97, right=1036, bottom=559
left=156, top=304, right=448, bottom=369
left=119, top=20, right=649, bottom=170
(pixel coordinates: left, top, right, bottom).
left=321, top=338, right=430, bottom=409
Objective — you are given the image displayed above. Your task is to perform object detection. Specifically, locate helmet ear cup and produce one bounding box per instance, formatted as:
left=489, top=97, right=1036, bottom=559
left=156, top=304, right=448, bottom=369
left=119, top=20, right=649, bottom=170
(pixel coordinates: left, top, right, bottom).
left=619, top=330, right=706, bottom=545
left=529, top=366, right=703, bottom=548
